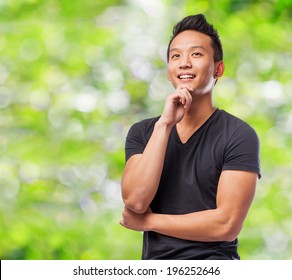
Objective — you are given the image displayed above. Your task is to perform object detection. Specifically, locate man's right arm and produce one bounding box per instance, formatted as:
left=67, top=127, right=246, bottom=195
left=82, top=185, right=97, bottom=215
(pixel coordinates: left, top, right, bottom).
left=121, top=85, right=193, bottom=214
left=121, top=120, right=173, bottom=214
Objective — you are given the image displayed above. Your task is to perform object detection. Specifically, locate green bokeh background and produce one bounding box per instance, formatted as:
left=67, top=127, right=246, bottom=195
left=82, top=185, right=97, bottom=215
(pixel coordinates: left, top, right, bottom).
left=0, top=0, right=291, bottom=259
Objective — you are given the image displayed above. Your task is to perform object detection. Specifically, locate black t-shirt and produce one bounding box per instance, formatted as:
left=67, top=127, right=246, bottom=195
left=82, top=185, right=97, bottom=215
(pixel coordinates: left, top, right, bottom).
left=125, top=109, right=261, bottom=260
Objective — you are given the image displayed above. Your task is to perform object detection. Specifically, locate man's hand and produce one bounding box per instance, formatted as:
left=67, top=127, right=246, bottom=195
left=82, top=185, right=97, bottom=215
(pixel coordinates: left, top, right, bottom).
left=120, top=206, right=152, bottom=232
left=159, top=85, right=193, bottom=126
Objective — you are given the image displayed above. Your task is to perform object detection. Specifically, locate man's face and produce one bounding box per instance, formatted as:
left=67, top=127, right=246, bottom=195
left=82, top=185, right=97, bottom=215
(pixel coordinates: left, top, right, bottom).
left=167, top=30, right=218, bottom=95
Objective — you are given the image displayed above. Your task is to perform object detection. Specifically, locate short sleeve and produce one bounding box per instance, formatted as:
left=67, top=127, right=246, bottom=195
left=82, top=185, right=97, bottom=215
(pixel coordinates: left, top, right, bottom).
left=222, top=123, right=261, bottom=178
left=125, top=122, right=146, bottom=161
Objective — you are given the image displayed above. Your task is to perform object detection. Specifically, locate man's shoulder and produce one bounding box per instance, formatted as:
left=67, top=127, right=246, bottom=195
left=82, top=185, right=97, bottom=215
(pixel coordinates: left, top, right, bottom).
left=217, top=109, right=258, bottom=139
left=218, top=109, right=254, bottom=129
left=127, top=116, right=160, bottom=138
left=218, top=109, right=245, bottom=123
left=130, top=116, right=160, bottom=131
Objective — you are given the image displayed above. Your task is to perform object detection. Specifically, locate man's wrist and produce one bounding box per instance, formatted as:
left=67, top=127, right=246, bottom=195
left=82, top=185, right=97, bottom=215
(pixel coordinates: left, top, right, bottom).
left=144, top=212, right=155, bottom=232
left=156, top=117, right=174, bottom=130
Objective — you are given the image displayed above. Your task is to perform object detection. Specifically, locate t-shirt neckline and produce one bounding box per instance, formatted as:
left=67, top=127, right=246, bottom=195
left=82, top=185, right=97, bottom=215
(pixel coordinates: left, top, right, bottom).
left=174, top=108, right=220, bottom=145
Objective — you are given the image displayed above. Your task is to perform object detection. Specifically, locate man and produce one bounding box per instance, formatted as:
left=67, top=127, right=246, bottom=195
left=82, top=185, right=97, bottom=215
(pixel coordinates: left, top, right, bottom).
left=120, top=14, right=261, bottom=260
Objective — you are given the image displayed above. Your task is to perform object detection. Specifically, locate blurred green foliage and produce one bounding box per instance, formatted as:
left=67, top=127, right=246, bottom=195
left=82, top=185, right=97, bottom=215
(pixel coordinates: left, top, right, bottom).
left=0, top=0, right=292, bottom=259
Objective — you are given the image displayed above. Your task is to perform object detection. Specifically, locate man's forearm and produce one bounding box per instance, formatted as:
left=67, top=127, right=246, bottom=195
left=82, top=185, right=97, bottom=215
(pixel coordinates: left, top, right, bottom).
left=145, top=210, right=238, bottom=242
left=122, top=208, right=239, bottom=242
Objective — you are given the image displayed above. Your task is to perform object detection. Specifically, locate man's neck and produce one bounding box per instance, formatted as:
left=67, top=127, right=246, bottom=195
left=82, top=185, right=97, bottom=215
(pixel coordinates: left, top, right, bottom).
left=176, top=95, right=216, bottom=143
left=179, top=94, right=215, bottom=128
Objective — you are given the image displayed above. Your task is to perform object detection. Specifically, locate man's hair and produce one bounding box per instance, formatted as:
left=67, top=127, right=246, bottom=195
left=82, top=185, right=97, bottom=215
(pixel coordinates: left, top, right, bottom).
left=167, top=14, right=223, bottom=63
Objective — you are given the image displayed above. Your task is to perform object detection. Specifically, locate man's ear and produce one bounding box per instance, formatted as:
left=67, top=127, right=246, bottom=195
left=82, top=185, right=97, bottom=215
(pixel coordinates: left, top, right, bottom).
left=214, top=61, right=225, bottom=78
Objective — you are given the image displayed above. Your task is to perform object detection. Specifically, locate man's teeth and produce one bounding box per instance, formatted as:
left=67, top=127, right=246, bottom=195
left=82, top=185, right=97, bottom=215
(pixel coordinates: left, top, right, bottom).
left=179, top=75, right=195, bottom=79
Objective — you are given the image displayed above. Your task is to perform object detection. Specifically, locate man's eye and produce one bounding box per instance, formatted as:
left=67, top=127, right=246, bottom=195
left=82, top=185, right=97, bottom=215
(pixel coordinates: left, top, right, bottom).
left=192, top=52, right=201, bottom=57
left=171, top=54, right=180, bottom=59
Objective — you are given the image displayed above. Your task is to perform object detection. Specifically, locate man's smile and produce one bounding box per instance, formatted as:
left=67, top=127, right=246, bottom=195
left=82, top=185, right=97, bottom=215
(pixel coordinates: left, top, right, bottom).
left=177, top=73, right=196, bottom=80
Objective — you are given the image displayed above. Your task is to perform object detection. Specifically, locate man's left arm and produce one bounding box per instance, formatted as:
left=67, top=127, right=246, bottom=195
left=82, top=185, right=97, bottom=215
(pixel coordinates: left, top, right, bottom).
left=120, top=170, right=257, bottom=242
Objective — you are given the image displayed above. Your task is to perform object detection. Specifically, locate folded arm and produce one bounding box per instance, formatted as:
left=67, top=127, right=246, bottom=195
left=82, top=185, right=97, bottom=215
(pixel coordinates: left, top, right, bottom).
left=121, top=170, right=257, bottom=242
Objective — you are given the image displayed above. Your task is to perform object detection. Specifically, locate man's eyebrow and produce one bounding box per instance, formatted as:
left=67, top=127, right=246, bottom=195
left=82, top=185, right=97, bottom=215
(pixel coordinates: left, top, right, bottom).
left=190, top=45, right=206, bottom=50
left=169, top=45, right=206, bottom=52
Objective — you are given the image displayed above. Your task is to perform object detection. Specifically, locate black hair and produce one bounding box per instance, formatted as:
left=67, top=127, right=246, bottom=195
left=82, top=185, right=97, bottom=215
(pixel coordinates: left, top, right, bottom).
left=167, top=14, right=223, bottom=63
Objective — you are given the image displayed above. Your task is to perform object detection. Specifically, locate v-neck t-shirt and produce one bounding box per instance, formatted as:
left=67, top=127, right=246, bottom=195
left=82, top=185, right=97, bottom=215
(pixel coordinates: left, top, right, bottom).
left=125, top=109, right=261, bottom=259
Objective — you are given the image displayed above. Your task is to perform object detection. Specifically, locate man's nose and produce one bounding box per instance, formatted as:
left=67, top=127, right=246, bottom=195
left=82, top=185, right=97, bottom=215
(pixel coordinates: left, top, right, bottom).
left=179, top=56, right=192, bottom=68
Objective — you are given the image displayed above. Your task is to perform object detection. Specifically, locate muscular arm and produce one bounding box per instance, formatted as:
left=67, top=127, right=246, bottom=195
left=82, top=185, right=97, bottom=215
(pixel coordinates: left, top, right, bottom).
left=121, top=120, right=172, bottom=214
left=121, top=170, right=257, bottom=242
left=121, top=85, right=193, bottom=214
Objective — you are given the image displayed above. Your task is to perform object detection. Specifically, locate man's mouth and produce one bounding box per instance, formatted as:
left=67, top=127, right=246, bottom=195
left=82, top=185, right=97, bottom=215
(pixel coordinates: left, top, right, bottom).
left=178, top=74, right=195, bottom=80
